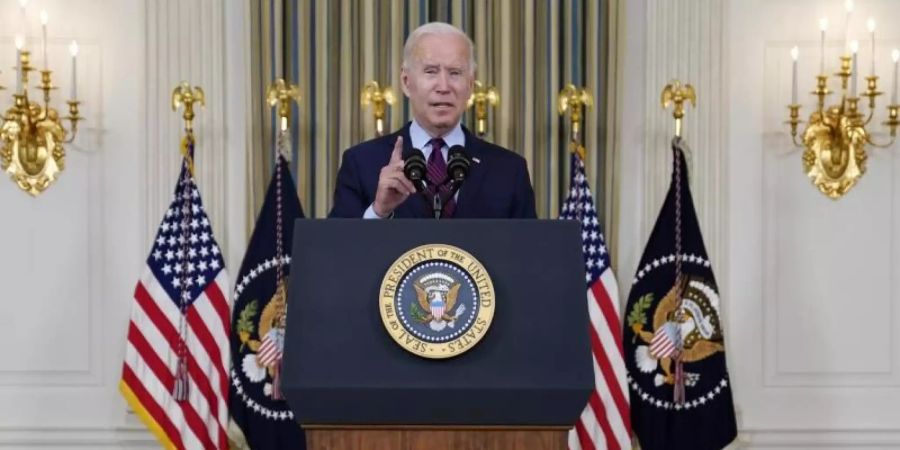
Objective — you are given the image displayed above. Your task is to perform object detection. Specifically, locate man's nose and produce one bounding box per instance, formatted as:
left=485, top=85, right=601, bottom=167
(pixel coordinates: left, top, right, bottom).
left=435, top=71, right=450, bottom=92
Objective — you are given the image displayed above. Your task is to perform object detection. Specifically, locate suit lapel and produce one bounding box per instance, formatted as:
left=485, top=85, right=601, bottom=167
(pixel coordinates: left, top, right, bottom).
left=454, top=127, right=487, bottom=218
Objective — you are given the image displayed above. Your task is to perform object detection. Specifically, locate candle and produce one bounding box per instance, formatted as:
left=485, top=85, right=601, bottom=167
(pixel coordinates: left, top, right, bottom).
left=791, top=46, right=799, bottom=104
left=69, top=40, right=78, bottom=99
left=844, top=0, right=854, bottom=54
left=40, top=10, right=48, bottom=70
left=867, top=18, right=876, bottom=76
left=892, top=49, right=899, bottom=104
left=850, top=40, right=859, bottom=97
left=15, top=35, right=24, bottom=95
left=819, top=18, right=828, bottom=74
left=18, top=0, right=28, bottom=48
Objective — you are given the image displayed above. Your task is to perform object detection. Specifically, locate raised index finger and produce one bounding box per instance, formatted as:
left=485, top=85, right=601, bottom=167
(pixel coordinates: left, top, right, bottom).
left=390, top=136, right=404, bottom=163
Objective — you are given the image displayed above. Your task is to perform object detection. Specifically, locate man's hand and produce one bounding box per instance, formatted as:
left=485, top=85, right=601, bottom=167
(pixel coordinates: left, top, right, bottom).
left=373, top=136, right=416, bottom=218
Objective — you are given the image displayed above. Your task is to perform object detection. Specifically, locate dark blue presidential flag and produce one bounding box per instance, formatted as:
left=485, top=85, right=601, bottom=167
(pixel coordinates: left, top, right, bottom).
left=623, top=137, right=737, bottom=450
left=229, top=155, right=306, bottom=449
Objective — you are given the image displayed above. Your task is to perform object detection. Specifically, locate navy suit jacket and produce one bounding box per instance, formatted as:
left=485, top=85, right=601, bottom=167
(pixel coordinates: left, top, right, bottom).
left=329, top=123, right=537, bottom=219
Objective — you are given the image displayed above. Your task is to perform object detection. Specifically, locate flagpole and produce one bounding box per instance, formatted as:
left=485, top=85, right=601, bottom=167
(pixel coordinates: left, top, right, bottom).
left=266, top=78, right=300, bottom=401
left=661, top=80, right=696, bottom=405
left=169, top=81, right=207, bottom=402
left=266, top=78, right=300, bottom=286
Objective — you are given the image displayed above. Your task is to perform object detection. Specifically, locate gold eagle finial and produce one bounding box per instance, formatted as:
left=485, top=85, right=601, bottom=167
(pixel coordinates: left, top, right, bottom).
left=661, top=80, right=696, bottom=137
left=171, top=82, right=205, bottom=132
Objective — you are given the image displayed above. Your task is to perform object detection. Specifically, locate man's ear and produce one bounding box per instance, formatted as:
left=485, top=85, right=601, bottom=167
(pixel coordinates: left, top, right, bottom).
left=400, top=68, right=411, bottom=97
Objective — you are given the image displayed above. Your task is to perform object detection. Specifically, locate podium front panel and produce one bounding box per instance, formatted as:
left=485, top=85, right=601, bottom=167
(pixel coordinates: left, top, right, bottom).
left=283, top=219, right=593, bottom=426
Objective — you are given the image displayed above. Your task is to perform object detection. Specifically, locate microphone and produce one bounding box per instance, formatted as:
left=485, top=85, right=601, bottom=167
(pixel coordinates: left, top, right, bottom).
left=446, top=145, right=471, bottom=184
left=402, top=147, right=427, bottom=192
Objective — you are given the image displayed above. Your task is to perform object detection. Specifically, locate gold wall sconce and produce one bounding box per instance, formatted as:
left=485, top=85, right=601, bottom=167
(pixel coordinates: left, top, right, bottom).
left=784, top=5, right=899, bottom=199
left=1, top=6, right=82, bottom=196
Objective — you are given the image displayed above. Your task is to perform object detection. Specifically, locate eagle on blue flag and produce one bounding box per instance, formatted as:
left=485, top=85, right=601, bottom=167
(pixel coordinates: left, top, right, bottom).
left=228, top=133, right=306, bottom=449
left=623, top=137, right=737, bottom=450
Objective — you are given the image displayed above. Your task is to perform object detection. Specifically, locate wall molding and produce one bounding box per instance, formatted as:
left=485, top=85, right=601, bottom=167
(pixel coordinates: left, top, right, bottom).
left=0, top=40, right=104, bottom=387
left=760, top=40, right=900, bottom=388
left=739, top=429, right=900, bottom=448
left=0, top=426, right=157, bottom=448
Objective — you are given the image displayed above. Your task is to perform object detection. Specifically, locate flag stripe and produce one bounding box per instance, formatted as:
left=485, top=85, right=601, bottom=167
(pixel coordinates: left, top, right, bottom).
left=184, top=341, right=227, bottom=447
left=135, top=281, right=180, bottom=351
left=573, top=419, right=596, bottom=450
left=587, top=325, right=630, bottom=445
left=591, top=352, right=631, bottom=447
left=140, top=275, right=230, bottom=408
left=124, top=342, right=205, bottom=450
left=196, top=274, right=232, bottom=358
left=127, top=321, right=175, bottom=389
left=133, top=272, right=227, bottom=448
left=126, top=319, right=214, bottom=449
left=591, top=274, right=624, bottom=357
left=177, top=389, right=217, bottom=450
left=205, top=280, right=232, bottom=337
left=186, top=306, right=229, bottom=397
left=122, top=366, right=184, bottom=450
left=587, top=391, right=618, bottom=450
left=190, top=293, right=232, bottom=435
left=587, top=286, right=630, bottom=407
left=130, top=293, right=227, bottom=450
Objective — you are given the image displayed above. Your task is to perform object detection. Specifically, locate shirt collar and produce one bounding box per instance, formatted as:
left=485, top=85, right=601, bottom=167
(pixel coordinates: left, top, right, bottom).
left=409, top=119, right=465, bottom=158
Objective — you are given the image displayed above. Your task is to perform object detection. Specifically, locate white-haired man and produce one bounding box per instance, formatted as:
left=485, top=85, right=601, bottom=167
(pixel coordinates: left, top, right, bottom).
left=329, top=22, right=536, bottom=219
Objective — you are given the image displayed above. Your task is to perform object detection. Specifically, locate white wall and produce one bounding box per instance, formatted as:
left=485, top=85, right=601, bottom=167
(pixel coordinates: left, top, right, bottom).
left=617, top=0, right=900, bottom=448
left=6, top=0, right=900, bottom=448
left=0, top=0, right=248, bottom=447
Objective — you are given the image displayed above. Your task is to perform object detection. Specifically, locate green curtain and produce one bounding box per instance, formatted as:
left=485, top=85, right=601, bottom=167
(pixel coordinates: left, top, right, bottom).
left=248, top=0, right=611, bottom=220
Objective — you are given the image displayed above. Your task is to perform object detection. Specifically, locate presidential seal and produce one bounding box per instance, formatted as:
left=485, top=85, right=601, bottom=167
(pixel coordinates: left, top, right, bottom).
left=379, top=244, right=494, bottom=359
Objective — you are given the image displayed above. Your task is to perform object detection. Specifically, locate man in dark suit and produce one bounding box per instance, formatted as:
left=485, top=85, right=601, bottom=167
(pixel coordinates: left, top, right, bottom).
left=329, top=22, right=536, bottom=219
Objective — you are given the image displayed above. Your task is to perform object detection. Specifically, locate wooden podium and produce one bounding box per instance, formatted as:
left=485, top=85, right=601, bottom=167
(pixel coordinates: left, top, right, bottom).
left=304, top=426, right=567, bottom=450
left=284, top=220, right=593, bottom=450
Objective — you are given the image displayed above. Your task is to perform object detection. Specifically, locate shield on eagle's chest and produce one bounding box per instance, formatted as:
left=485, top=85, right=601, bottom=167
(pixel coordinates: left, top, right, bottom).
left=430, top=293, right=445, bottom=320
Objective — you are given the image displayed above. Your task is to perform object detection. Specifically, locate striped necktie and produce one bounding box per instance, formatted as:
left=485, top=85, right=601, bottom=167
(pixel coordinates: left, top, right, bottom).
left=425, top=138, right=456, bottom=217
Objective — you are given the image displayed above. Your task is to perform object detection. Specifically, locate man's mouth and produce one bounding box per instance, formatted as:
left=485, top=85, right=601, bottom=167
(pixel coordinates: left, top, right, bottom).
left=430, top=102, right=454, bottom=109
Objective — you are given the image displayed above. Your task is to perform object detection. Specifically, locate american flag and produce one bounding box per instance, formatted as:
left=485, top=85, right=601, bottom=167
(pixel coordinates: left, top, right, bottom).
left=120, top=154, right=231, bottom=450
left=560, top=150, right=631, bottom=450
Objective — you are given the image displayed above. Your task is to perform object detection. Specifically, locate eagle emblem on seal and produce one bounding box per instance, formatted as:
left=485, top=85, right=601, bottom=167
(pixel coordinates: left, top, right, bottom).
left=412, top=273, right=466, bottom=332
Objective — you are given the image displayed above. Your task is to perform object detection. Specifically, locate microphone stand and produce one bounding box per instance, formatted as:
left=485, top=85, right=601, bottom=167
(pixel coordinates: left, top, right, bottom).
left=432, top=190, right=443, bottom=219
left=430, top=179, right=464, bottom=220
left=413, top=172, right=464, bottom=219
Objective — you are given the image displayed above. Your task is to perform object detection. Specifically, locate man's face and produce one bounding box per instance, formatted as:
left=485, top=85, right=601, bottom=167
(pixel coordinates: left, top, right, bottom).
left=401, top=33, right=474, bottom=136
